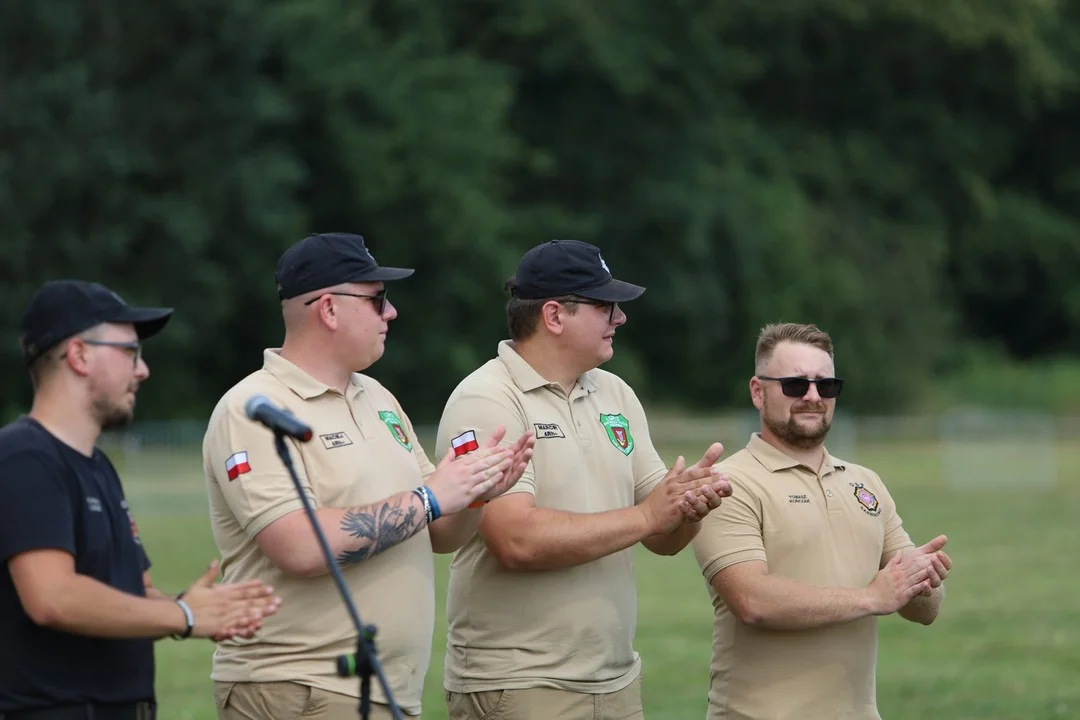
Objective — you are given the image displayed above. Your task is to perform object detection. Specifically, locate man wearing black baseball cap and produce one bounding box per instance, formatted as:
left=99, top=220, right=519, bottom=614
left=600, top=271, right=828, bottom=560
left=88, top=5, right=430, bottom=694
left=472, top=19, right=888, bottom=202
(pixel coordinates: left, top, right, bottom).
left=435, top=239, right=733, bottom=720
left=202, top=233, right=533, bottom=720
left=0, top=280, right=281, bottom=720
left=506, top=238, right=648, bottom=304
left=19, top=279, right=173, bottom=376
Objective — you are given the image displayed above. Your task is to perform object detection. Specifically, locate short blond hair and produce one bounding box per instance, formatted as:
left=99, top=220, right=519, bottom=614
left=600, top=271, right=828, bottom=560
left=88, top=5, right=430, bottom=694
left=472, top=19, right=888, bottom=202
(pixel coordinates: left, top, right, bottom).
left=755, top=322, right=834, bottom=373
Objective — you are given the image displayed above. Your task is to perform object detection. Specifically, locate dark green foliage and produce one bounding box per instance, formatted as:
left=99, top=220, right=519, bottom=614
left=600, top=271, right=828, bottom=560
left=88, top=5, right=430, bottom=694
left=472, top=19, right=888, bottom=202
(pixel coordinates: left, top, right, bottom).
left=3, top=0, right=1078, bottom=422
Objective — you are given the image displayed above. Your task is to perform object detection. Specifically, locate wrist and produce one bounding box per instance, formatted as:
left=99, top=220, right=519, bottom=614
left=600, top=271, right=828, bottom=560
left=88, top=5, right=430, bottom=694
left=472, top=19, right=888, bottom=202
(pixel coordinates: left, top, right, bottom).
left=412, top=486, right=442, bottom=524
left=171, top=597, right=195, bottom=640
left=635, top=504, right=659, bottom=537
left=858, top=587, right=882, bottom=617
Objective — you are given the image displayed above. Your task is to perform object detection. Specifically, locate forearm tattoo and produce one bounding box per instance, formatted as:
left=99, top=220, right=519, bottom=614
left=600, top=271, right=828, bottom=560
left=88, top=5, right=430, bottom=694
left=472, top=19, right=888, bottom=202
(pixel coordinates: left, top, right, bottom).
left=335, top=495, right=425, bottom=565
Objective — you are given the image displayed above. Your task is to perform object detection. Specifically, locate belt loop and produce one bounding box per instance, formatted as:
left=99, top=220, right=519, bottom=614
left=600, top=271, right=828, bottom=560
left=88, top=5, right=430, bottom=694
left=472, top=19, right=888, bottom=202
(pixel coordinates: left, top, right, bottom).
left=84, top=704, right=96, bottom=720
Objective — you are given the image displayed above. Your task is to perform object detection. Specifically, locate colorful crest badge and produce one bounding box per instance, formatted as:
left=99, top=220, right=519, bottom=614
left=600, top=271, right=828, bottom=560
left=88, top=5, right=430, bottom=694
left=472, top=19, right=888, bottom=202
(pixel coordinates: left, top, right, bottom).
left=851, top=482, right=880, bottom=516
left=378, top=410, right=413, bottom=451
left=600, top=413, right=634, bottom=456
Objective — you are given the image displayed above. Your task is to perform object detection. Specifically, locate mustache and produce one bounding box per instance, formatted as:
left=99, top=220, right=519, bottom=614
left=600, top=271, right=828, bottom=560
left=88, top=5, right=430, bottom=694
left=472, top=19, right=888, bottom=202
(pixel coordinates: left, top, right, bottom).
left=792, top=402, right=826, bottom=413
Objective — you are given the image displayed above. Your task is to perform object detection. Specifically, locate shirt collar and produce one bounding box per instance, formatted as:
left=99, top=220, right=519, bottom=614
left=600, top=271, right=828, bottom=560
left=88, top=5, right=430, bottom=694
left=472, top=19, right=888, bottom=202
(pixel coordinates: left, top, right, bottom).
left=262, top=348, right=366, bottom=400
left=746, top=433, right=846, bottom=475
left=496, top=340, right=598, bottom=396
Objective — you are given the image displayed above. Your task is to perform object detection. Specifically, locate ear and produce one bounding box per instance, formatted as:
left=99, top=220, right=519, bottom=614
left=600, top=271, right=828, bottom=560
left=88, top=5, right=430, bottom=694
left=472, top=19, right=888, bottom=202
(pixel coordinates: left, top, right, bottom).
left=313, top=296, right=340, bottom=331
left=539, top=300, right=566, bottom=336
left=749, top=376, right=765, bottom=411
left=63, top=338, right=93, bottom=378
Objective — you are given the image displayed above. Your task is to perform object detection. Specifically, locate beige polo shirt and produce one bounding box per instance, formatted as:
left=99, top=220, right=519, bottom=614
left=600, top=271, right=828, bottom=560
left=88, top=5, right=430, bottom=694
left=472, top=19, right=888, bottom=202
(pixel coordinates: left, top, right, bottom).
left=690, top=433, right=915, bottom=720
left=434, top=340, right=669, bottom=695
left=202, top=349, right=437, bottom=716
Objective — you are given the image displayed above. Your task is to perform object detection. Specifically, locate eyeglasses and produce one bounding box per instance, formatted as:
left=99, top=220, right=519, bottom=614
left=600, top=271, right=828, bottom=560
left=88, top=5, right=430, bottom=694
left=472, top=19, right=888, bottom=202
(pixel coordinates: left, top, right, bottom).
left=62, top=339, right=143, bottom=368
left=758, top=376, right=844, bottom=399
left=572, top=299, right=619, bottom=323
left=304, top=289, right=389, bottom=315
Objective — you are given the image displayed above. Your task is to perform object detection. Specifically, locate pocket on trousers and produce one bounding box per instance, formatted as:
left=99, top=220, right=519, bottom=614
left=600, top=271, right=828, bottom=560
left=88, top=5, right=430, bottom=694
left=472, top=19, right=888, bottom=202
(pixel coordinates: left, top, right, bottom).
left=257, top=682, right=316, bottom=720
left=215, top=682, right=237, bottom=711
left=449, top=689, right=511, bottom=720
left=216, top=681, right=315, bottom=720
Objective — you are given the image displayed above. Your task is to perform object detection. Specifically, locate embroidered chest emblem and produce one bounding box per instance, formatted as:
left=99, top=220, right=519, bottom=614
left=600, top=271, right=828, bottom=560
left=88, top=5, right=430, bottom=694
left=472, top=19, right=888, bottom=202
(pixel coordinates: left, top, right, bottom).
left=599, top=413, right=634, bottom=456
left=378, top=410, right=413, bottom=451
left=851, top=482, right=881, bottom=516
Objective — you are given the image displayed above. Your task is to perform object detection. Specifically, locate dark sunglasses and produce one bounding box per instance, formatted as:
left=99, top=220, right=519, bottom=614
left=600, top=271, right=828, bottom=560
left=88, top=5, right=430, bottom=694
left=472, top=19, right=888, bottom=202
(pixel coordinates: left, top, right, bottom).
left=304, top=289, right=388, bottom=315
left=572, top=299, right=619, bottom=323
left=758, top=375, right=844, bottom=399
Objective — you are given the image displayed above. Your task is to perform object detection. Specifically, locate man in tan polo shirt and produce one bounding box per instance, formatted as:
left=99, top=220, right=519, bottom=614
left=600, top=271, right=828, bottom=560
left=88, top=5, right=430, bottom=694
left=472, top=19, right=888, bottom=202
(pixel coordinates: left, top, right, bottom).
left=691, top=322, right=953, bottom=720
left=435, top=239, right=735, bottom=720
left=202, top=233, right=534, bottom=720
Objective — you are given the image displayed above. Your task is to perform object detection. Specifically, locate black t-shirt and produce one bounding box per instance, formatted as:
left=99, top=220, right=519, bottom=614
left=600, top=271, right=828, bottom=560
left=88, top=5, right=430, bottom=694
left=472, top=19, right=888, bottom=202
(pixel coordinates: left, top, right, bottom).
left=0, top=416, right=155, bottom=711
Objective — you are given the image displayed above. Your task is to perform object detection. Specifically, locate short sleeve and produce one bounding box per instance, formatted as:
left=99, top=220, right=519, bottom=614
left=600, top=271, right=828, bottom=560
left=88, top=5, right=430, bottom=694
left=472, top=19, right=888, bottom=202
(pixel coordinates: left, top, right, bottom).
left=874, top=473, right=915, bottom=563
left=436, top=386, right=533, bottom=496
left=0, top=451, right=76, bottom=562
left=622, top=388, right=668, bottom=504
left=203, top=396, right=316, bottom=538
left=691, top=472, right=767, bottom=582
left=393, top=398, right=436, bottom=482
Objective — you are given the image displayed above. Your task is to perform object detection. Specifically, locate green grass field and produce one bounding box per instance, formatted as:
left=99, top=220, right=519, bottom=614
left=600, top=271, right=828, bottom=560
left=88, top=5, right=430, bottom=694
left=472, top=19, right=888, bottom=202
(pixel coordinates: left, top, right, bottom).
left=113, top=433, right=1080, bottom=720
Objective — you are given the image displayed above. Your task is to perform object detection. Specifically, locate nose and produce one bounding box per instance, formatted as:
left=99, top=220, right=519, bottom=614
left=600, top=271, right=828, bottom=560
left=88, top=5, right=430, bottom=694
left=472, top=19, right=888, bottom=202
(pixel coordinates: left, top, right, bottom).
left=135, top=356, right=150, bottom=381
left=612, top=304, right=626, bottom=327
left=802, top=382, right=822, bottom=402
left=383, top=299, right=398, bottom=321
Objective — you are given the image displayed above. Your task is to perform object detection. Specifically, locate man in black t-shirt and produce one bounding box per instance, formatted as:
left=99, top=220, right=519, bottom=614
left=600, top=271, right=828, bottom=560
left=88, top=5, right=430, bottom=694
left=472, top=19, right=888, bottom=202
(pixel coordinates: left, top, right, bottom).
left=0, top=280, right=283, bottom=720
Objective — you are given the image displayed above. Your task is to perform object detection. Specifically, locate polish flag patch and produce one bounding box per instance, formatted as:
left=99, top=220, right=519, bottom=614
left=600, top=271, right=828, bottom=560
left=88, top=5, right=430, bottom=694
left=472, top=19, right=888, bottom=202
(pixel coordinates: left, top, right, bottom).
left=225, top=451, right=251, bottom=481
left=451, top=430, right=479, bottom=457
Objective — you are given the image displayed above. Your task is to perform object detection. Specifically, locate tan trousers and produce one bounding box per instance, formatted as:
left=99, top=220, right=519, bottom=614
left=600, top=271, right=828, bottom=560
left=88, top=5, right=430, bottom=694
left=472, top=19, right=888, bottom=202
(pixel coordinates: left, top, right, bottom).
left=446, top=676, right=643, bottom=720
left=215, top=681, right=418, bottom=720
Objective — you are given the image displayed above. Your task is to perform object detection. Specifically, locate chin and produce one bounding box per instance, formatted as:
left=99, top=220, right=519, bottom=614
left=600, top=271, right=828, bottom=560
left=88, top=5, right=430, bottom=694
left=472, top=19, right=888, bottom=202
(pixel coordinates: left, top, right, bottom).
left=359, top=347, right=385, bottom=370
left=101, top=412, right=135, bottom=431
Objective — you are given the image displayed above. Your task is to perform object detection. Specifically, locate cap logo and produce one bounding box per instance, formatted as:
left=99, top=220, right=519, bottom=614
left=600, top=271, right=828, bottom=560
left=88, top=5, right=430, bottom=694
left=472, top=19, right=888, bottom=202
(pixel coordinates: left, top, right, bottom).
left=598, top=253, right=610, bottom=274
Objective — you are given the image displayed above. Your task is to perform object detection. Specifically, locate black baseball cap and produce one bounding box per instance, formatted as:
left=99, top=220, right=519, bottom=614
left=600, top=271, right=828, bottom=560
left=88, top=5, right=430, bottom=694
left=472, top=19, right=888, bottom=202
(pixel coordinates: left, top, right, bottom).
left=509, top=239, right=645, bottom=303
left=275, top=233, right=415, bottom=300
left=19, top=280, right=174, bottom=365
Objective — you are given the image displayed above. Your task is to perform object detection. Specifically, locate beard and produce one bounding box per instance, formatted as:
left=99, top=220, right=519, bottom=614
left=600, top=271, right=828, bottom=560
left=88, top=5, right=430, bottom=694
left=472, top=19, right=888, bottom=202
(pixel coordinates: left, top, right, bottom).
left=92, top=392, right=136, bottom=431
left=763, top=397, right=831, bottom=449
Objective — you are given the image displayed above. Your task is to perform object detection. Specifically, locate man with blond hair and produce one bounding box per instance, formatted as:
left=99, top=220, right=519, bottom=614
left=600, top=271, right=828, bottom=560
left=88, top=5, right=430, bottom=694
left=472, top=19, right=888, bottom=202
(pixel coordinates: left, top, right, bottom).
left=203, top=233, right=533, bottom=720
left=691, top=322, right=952, bottom=720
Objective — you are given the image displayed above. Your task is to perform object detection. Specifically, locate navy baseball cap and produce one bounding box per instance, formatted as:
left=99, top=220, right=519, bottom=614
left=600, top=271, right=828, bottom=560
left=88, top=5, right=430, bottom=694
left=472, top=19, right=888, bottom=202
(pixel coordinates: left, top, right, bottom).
left=275, top=233, right=415, bottom=300
left=19, top=280, right=173, bottom=365
left=508, top=240, right=645, bottom=303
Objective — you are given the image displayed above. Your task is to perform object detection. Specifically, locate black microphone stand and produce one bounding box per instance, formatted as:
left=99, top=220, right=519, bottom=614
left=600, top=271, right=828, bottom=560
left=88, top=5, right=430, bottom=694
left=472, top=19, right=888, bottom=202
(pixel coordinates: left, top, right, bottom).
left=271, top=431, right=405, bottom=720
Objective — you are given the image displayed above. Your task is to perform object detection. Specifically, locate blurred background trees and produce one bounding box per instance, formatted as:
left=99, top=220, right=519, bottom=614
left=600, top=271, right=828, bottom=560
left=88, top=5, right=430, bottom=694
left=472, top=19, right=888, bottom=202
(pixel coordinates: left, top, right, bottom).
left=4, top=0, right=1080, bottom=423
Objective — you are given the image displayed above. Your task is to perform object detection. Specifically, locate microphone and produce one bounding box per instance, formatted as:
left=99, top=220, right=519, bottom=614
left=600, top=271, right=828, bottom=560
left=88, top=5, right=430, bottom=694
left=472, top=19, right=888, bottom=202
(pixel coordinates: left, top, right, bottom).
left=244, top=395, right=314, bottom=442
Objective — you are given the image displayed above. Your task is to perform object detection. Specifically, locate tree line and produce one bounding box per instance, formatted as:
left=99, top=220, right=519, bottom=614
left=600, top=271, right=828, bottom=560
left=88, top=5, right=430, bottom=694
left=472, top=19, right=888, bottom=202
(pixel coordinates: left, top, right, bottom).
left=3, top=0, right=1079, bottom=423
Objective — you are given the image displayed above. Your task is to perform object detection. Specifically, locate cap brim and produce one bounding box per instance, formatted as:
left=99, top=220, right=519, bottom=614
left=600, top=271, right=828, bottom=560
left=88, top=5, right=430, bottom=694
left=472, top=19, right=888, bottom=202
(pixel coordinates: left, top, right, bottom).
left=350, top=267, right=415, bottom=283
left=575, top=278, right=646, bottom=303
left=112, top=307, right=174, bottom=340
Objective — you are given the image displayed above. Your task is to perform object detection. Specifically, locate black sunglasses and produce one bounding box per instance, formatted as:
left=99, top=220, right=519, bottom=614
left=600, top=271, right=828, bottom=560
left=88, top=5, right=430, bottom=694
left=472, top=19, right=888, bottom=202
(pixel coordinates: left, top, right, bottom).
left=758, top=375, right=844, bottom=399
left=571, top=299, right=619, bottom=323
left=304, top=289, right=388, bottom=315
